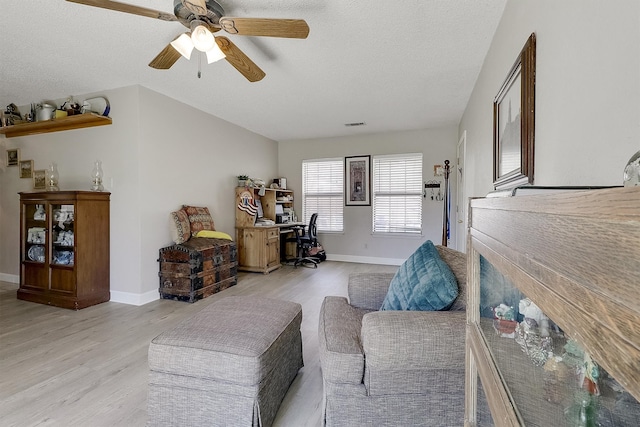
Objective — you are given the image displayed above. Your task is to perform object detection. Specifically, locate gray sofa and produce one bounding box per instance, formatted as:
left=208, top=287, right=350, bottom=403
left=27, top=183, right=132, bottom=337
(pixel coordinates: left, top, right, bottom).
left=318, top=245, right=467, bottom=427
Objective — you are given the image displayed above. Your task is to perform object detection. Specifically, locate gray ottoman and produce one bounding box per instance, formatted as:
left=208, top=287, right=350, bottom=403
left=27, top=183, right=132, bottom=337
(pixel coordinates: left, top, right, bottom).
left=147, top=296, right=303, bottom=427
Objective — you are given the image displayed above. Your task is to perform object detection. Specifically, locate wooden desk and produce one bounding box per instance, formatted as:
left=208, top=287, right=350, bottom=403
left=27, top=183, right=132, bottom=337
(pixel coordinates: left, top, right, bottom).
left=235, top=223, right=307, bottom=273
left=234, top=185, right=302, bottom=273
left=277, top=222, right=306, bottom=229
left=236, top=226, right=281, bottom=274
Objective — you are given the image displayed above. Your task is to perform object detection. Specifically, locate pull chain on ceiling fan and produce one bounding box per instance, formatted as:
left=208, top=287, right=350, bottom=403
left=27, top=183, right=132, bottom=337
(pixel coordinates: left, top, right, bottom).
left=66, top=0, right=310, bottom=82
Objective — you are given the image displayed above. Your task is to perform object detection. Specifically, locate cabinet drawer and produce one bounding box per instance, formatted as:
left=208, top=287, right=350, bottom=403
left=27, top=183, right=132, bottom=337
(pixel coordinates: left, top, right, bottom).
left=267, top=228, right=279, bottom=239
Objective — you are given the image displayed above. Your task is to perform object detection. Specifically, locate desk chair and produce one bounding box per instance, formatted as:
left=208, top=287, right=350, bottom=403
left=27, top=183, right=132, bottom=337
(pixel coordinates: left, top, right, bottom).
left=287, top=213, right=319, bottom=268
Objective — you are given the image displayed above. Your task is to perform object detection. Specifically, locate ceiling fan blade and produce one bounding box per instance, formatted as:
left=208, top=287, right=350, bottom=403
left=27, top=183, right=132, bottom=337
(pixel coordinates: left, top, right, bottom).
left=181, top=0, right=207, bottom=16
left=66, top=0, right=176, bottom=21
left=149, top=43, right=182, bottom=70
left=219, top=18, right=309, bottom=39
left=215, top=36, right=265, bottom=82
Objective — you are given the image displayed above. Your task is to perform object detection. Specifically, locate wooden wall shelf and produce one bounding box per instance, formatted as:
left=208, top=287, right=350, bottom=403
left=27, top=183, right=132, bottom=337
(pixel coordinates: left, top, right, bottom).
left=0, top=113, right=112, bottom=138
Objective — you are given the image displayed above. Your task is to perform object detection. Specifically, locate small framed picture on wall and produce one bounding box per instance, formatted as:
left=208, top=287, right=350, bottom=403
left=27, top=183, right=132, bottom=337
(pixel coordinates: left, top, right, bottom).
left=19, top=159, right=34, bottom=178
left=6, top=148, right=19, bottom=166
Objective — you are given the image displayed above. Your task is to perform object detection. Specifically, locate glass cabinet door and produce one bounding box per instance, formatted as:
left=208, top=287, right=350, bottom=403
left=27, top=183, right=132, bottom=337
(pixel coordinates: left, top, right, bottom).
left=51, top=204, right=75, bottom=266
left=478, top=254, right=640, bottom=427
left=24, top=203, right=47, bottom=264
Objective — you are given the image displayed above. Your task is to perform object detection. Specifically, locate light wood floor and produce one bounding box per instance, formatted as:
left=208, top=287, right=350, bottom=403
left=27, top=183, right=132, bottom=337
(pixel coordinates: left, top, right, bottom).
left=0, top=261, right=397, bottom=427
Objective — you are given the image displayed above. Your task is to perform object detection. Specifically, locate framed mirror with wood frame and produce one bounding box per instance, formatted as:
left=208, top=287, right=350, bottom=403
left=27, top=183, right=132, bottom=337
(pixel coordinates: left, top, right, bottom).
left=493, top=33, right=536, bottom=190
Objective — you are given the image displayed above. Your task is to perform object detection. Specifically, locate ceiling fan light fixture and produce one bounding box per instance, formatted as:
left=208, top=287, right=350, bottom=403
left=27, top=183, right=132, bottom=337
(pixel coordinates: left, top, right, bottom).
left=191, top=24, right=216, bottom=52
left=171, top=33, right=194, bottom=60
left=205, top=44, right=226, bottom=63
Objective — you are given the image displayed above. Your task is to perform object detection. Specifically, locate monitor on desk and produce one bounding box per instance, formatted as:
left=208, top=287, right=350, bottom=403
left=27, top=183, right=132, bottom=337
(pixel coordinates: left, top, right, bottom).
left=255, top=200, right=264, bottom=218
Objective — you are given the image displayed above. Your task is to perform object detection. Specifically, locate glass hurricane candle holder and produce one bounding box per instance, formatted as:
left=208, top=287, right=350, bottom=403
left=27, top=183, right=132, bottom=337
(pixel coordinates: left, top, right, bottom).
left=47, top=163, right=59, bottom=191
left=91, top=160, right=104, bottom=191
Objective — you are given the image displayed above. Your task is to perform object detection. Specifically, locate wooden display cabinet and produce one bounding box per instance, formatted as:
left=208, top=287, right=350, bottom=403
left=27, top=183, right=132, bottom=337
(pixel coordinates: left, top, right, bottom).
left=19, top=191, right=110, bottom=309
left=465, top=187, right=640, bottom=426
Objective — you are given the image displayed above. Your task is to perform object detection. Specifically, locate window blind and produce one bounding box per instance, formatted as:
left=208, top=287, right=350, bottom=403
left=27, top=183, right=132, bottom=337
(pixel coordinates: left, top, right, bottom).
left=372, top=153, right=423, bottom=234
left=302, top=158, right=344, bottom=232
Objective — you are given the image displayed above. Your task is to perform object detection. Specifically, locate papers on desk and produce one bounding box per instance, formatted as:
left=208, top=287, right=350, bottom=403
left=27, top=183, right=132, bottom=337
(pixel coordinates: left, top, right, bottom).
left=255, top=219, right=275, bottom=226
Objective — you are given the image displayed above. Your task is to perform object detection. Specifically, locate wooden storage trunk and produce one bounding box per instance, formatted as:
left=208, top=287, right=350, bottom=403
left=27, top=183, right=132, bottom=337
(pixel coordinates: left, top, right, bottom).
left=158, top=237, right=238, bottom=303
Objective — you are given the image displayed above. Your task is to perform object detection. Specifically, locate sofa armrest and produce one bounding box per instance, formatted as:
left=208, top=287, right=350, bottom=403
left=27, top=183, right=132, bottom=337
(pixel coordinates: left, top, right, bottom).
left=318, top=296, right=371, bottom=385
left=361, top=310, right=467, bottom=395
left=348, top=272, right=395, bottom=310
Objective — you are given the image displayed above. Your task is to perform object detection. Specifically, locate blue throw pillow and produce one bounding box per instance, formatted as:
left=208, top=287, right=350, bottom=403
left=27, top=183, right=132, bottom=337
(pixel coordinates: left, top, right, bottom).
left=381, top=240, right=459, bottom=311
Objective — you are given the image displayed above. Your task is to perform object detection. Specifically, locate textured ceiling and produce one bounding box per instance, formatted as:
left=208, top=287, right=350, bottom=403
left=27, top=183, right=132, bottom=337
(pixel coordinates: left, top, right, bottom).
left=0, top=0, right=506, bottom=141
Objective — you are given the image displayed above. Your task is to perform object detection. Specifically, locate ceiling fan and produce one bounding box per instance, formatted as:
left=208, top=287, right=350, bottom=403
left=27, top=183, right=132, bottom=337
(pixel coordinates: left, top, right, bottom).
left=66, top=0, right=310, bottom=82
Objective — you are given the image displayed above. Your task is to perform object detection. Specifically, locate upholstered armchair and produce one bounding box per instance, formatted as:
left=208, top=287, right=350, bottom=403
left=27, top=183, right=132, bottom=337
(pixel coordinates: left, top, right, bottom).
left=318, top=245, right=467, bottom=427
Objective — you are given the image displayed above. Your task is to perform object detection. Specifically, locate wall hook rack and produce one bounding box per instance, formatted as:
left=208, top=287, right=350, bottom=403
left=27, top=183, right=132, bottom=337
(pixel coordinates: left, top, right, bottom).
left=424, top=180, right=441, bottom=200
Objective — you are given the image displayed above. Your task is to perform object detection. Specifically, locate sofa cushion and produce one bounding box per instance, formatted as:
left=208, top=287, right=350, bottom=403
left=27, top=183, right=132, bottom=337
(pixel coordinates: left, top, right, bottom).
left=381, top=240, right=458, bottom=311
left=183, top=205, right=216, bottom=236
left=436, top=245, right=467, bottom=311
left=361, top=310, right=466, bottom=395
left=169, top=209, right=191, bottom=244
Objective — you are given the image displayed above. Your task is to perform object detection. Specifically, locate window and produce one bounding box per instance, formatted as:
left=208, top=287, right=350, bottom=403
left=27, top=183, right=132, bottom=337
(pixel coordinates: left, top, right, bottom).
left=372, top=153, right=423, bottom=234
left=302, top=158, right=344, bottom=232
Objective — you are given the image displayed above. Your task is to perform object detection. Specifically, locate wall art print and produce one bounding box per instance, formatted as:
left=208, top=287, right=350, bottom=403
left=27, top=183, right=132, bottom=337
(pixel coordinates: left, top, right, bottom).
left=19, top=159, right=34, bottom=179
left=345, top=155, right=371, bottom=206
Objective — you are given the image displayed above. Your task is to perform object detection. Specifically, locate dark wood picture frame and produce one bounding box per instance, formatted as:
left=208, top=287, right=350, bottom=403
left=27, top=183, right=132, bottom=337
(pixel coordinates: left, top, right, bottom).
left=493, top=32, right=536, bottom=190
left=345, top=155, right=371, bottom=206
left=6, top=148, right=20, bottom=166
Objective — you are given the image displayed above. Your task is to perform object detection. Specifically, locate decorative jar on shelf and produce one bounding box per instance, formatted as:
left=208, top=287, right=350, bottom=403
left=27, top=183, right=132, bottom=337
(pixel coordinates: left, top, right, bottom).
left=46, top=163, right=59, bottom=191
left=91, top=160, right=104, bottom=191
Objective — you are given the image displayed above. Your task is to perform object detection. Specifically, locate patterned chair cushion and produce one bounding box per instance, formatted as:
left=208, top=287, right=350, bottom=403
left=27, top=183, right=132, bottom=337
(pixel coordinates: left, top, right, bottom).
left=381, top=240, right=458, bottom=311
left=183, top=205, right=216, bottom=237
left=169, top=209, right=191, bottom=244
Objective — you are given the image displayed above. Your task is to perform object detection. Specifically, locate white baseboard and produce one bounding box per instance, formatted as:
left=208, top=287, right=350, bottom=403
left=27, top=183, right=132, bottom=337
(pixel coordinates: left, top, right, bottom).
left=110, top=289, right=159, bottom=306
left=1, top=272, right=158, bottom=306
left=0, top=273, right=19, bottom=284
left=326, top=254, right=403, bottom=266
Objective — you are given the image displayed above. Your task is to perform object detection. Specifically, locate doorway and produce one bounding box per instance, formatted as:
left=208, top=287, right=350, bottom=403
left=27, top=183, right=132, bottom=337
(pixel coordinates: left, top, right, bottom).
left=456, top=131, right=466, bottom=252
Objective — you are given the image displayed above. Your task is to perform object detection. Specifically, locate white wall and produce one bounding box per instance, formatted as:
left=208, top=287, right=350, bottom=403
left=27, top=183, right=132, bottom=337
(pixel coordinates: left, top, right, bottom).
left=460, top=0, right=640, bottom=198
left=0, top=85, right=277, bottom=304
left=136, top=87, right=277, bottom=302
left=278, top=127, right=458, bottom=264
